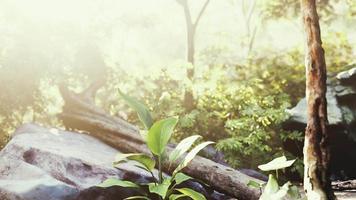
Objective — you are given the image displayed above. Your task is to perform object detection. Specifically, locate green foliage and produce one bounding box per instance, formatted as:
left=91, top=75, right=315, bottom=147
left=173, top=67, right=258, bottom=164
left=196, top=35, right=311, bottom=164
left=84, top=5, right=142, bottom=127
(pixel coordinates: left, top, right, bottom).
left=0, top=1, right=354, bottom=186
left=114, top=153, right=156, bottom=172
left=5, top=30, right=348, bottom=171
left=148, top=179, right=171, bottom=198
left=169, top=135, right=201, bottom=163
left=172, top=173, right=192, bottom=185
left=260, top=174, right=292, bottom=200
left=211, top=80, right=294, bottom=168
left=261, top=0, right=344, bottom=22
left=261, top=0, right=300, bottom=20
left=204, top=32, right=353, bottom=169
left=98, top=178, right=139, bottom=188
left=348, top=0, right=356, bottom=16
left=173, top=141, right=214, bottom=175
left=104, top=57, right=305, bottom=170
left=258, top=156, right=295, bottom=171
left=174, top=188, right=206, bottom=200
left=99, top=92, right=211, bottom=200
left=119, top=89, right=154, bottom=130
left=147, top=117, right=178, bottom=156
left=323, top=32, right=354, bottom=74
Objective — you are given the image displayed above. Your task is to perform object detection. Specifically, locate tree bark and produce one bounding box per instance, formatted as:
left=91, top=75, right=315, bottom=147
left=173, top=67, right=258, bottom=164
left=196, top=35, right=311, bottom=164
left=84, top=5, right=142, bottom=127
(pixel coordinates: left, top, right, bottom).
left=177, top=0, right=210, bottom=111
left=58, top=84, right=262, bottom=200
left=300, top=0, right=335, bottom=199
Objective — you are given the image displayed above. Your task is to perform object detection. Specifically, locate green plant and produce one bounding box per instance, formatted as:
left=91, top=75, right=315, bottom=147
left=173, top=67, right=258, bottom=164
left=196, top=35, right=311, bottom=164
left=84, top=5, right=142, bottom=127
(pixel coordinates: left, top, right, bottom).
left=95, top=31, right=353, bottom=173
left=210, top=79, right=295, bottom=168
left=98, top=90, right=213, bottom=200
left=248, top=156, right=304, bottom=200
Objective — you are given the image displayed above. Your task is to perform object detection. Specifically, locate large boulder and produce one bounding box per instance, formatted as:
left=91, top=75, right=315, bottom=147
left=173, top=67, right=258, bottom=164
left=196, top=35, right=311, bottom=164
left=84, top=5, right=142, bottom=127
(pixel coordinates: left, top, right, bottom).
left=0, top=124, right=227, bottom=200
left=285, top=65, right=356, bottom=180
left=0, top=123, right=152, bottom=200
left=287, top=86, right=343, bottom=126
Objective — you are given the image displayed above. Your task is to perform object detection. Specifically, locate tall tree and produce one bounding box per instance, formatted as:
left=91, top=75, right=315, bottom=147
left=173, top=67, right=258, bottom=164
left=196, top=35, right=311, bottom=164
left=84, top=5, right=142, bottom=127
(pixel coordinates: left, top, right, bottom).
left=239, top=0, right=259, bottom=57
left=176, top=0, right=210, bottom=110
left=300, top=0, right=335, bottom=199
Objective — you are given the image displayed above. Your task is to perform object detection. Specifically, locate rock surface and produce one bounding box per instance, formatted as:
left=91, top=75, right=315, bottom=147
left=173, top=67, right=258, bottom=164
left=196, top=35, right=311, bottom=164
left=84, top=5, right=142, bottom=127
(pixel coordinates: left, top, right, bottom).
left=0, top=124, right=229, bottom=200
left=287, top=86, right=343, bottom=125
left=0, top=123, right=153, bottom=200
left=285, top=65, right=356, bottom=180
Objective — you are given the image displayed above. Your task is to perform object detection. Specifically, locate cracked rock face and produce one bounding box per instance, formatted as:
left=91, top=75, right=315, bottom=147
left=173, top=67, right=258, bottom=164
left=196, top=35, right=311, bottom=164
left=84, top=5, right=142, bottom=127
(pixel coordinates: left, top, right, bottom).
left=285, top=66, right=356, bottom=180
left=0, top=123, right=152, bottom=200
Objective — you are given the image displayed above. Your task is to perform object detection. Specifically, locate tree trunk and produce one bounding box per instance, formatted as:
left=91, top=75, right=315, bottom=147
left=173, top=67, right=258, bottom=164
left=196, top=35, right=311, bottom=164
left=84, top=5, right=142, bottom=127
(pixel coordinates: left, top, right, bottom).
left=300, top=0, right=335, bottom=199
left=187, top=21, right=195, bottom=69
left=177, top=0, right=210, bottom=111
left=58, top=84, right=262, bottom=200
left=184, top=15, right=195, bottom=111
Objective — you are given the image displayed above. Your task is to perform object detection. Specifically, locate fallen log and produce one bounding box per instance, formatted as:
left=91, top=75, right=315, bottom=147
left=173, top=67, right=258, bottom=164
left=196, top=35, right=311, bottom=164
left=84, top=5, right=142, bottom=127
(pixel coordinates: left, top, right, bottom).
left=332, top=180, right=356, bottom=191
left=58, top=84, right=262, bottom=200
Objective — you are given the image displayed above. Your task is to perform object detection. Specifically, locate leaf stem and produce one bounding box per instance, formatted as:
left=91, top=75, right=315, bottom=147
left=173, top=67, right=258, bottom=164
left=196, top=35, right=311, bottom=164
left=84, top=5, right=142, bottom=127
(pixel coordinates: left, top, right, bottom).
left=150, top=171, right=158, bottom=185
left=158, top=156, right=163, bottom=184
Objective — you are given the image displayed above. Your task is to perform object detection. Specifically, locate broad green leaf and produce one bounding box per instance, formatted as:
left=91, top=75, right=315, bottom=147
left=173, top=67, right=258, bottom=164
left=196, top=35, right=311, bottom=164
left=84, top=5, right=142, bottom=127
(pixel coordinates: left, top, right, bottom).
left=260, top=175, right=295, bottom=200
left=247, top=180, right=263, bottom=188
left=176, top=188, right=207, bottom=200
left=119, top=89, right=153, bottom=129
left=114, top=153, right=136, bottom=164
left=264, top=174, right=279, bottom=194
left=97, top=178, right=139, bottom=188
left=114, top=153, right=155, bottom=171
left=125, top=196, right=150, bottom=200
left=273, top=182, right=291, bottom=199
left=147, top=117, right=178, bottom=156
left=173, top=141, right=214, bottom=175
left=169, top=194, right=185, bottom=200
left=148, top=179, right=171, bottom=198
left=258, top=156, right=295, bottom=171
left=169, top=135, right=201, bottom=162
left=260, top=174, right=280, bottom=200
left=173, top=173, right=192, bottom=185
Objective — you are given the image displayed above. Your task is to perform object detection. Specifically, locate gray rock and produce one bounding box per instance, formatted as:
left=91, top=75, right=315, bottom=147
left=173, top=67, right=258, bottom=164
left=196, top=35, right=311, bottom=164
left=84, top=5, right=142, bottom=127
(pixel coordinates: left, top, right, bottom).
left=286, top=66, right=356, bottom=180
left=0, top=156, right=78, bottom=200
left=0, top=124, right=229, bottom=200
left=287, top=87, right=343, bottom=125
left=336, top=66, right=356, bottom=86
left=335, top=85, right=356, bottom=100
left=0, top=123, right=151, bottom=200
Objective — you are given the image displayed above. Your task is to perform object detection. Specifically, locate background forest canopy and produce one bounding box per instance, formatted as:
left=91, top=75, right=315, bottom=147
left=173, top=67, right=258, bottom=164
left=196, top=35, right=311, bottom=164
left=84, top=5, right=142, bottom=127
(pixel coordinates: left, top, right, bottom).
left=0, top=0, right=356, bottom=172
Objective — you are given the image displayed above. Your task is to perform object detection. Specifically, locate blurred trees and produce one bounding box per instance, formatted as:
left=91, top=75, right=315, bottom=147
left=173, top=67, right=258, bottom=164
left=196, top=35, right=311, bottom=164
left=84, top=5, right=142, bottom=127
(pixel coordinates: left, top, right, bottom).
left=261, top=0, right=354, bottom=21
left=0, top=20, right=107, bottom=148
left=0, top=0, right=355, bottom=176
